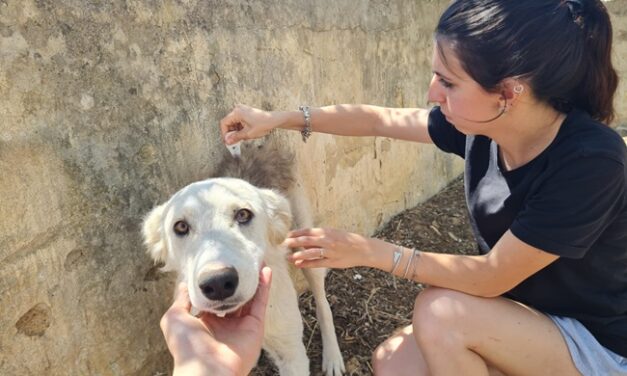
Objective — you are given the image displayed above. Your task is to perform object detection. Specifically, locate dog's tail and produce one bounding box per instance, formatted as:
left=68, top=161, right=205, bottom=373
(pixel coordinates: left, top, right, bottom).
left=214, top=142, right=295, bottom=193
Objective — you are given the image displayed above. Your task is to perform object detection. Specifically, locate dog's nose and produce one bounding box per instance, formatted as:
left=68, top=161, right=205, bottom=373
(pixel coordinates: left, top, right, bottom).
left=199, top=267, right=239, bottom=301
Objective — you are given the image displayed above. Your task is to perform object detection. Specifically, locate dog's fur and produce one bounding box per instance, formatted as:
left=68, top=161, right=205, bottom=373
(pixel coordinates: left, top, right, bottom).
left=142, top=143, right=344, bottom=375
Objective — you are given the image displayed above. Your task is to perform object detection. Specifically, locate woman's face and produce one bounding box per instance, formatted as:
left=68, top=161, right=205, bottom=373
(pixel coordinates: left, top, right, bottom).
left=427, top=42, right=504, bottom=135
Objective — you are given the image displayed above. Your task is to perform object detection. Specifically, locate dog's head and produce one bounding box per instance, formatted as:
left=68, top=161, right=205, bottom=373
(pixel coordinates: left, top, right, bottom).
left=142, top=177, right=291, bottom=315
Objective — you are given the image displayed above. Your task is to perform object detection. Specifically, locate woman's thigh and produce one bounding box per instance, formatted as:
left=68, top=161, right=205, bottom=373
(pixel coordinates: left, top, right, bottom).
left=372, top=325, right=505, bottom=376
left=373, top=288, right=581, bottom=376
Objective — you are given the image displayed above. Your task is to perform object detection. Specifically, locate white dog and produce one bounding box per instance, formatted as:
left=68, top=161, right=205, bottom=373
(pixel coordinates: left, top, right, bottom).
left=142, top=145, right=345, bottom=376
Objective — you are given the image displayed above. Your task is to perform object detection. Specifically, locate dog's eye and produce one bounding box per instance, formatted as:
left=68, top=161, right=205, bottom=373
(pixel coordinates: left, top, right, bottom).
left=235, top=209, right=253, bottom=224
left=173, top=220, right=190, bottom=236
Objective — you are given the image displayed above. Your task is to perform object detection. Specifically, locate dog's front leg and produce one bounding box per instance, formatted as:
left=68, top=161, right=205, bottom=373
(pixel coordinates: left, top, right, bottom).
left=263, top=327, right=309, bottom=376
left=302, top=268, right=345, bottom=376
left=262, top=298, right=309, bottom=374
left=262, top=264, right=310, bottom=376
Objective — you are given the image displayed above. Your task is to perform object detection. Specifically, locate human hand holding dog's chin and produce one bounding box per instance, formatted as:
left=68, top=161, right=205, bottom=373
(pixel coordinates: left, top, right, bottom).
left=161, top=267, right=272, bottom=376
left=285, top=227, right=382, bottom=269
left=219, top=104, right=282, bottom=145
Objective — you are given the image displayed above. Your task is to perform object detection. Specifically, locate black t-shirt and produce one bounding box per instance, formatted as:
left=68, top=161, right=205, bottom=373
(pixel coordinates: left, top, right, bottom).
left=428, top=106, right=627, bottom=357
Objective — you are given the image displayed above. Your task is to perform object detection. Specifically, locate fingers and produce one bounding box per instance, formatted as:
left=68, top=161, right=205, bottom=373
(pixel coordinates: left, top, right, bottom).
left=287, top=227, right=324, bottom=238
left=225, top=129, right=247, bottom=145
left=288, top=248, right=326, bottom=262
left=293, top=258, right=328, bottom=269
left=248, top=266, right=272, bottom=322
left=283, top=228, right=329, bottom=249
left=219, top=110, right=240, bottom=139
left=222, top=125, right=247, bottom=146
left=283, top=236, right=324, bottom=249
left=171, top=282, right=192, bottom=312
left=219, top=105, right=248, bottom=145
left=160, top=283, right=192, bottom=335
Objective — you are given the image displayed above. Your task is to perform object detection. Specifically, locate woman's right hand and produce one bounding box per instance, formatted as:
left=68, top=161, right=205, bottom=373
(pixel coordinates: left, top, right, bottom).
left=219, top=104, right=284, bottom=145
left=285, top=227, right=380, bottom=270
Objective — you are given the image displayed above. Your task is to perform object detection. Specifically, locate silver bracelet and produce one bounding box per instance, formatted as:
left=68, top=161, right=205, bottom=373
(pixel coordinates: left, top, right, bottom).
left=402, top=248, right=416, bottom=279
left=298, top=105, right=312, bottom=142
left=410, top=249, right=420, bottom=280
left=390, top=246, right=403, bottom=275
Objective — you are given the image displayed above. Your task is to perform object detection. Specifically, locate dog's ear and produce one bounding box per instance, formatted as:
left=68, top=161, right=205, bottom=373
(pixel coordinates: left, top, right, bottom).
left=259, top=189, right=293, bottom=245
left=142, top=203, right=170, bottom=268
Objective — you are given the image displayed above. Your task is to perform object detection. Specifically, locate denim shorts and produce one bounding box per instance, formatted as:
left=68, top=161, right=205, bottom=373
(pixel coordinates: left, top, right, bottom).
left=549, top=315, right=627, bottom=376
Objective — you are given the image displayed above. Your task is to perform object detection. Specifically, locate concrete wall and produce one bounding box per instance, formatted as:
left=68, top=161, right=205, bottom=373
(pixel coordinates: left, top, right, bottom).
left=0, top=1, right=625, bottom=375
left=0, top=1, right=456, bottom=375
left=608, top=0, right=627, bottom=135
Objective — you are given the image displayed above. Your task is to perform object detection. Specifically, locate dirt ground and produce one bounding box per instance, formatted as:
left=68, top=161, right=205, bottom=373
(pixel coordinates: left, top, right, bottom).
left=252, top=175, right=479, bottom=375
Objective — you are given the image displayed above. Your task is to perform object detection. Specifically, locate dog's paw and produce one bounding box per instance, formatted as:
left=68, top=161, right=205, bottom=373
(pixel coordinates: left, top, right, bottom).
left=322, top=347, right=345, bottom=376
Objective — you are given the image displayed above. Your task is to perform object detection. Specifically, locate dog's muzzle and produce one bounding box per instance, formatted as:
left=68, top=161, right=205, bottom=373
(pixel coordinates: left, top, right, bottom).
left=198, top=266, right=239, bottom=301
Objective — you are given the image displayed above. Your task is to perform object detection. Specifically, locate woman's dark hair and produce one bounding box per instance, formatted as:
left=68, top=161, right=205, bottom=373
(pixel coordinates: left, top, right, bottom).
left=435, top=0, right=619, bottom=124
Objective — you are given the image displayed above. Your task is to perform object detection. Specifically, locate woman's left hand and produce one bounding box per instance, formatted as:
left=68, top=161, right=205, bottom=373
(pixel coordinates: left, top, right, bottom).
left=284, top=227, right=377, bottom=269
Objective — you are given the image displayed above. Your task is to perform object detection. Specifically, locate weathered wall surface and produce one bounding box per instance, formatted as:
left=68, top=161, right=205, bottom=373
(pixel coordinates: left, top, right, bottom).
left=608, top=0, right=627, bottom=135
left=0, top=1, right=625, bottom=375
left=0, top=1, right=456, bottom=375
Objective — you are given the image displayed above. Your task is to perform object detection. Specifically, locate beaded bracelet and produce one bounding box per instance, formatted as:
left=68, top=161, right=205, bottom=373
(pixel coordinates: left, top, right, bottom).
left=298, top=105, right=312, bottom=142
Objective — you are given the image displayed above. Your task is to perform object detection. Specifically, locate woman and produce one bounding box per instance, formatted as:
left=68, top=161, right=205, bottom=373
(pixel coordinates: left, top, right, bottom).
left=219, top=0, right=626, bottom=374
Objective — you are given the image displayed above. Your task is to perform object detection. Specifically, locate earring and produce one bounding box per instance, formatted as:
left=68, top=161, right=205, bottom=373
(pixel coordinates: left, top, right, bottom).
left=499, top=97, right=509, bottom=115
left=513, top=85, right=524, bottom=95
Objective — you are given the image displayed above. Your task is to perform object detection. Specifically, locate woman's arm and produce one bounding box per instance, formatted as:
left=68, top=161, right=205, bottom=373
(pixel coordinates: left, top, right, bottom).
left=276, top=105, right=434, bottom=143
left=286, top=229, right=558, bottom=298
left=220, top=104, right=434, bottom=144
left=396, top=231, right=558, bottom=297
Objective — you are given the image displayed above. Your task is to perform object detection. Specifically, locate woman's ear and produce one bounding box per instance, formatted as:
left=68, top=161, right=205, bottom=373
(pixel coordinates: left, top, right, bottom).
left=500, top=78, right=526, bottom=102
left=259, top=188, right=293, bottom=245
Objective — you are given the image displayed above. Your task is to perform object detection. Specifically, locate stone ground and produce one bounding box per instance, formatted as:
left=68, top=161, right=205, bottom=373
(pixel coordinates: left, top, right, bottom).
left=252, top=175, right=479, bottom=375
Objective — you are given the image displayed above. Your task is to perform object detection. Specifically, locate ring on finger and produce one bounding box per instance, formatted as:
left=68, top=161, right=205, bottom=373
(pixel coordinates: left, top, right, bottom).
left=319, top=249, right=325, bottom=259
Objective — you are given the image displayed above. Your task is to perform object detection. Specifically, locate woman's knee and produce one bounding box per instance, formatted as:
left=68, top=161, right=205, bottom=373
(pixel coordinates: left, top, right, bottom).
left=371, top=326, right=428, bottom=376
left=372, top=334, right=406, bottom=375
left=412, top=287, right=475, bottom=346
left=372, top=342, right=391, bottom=375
